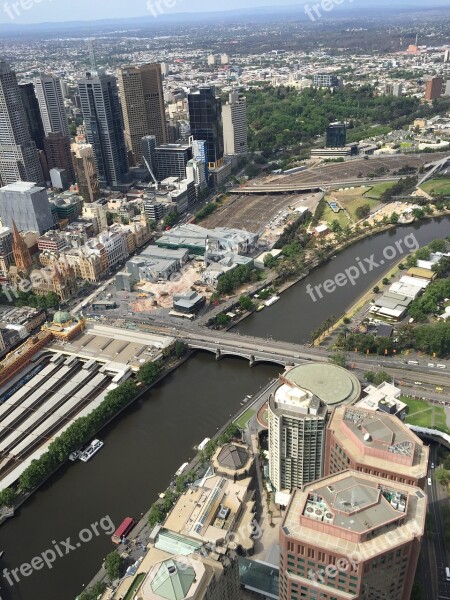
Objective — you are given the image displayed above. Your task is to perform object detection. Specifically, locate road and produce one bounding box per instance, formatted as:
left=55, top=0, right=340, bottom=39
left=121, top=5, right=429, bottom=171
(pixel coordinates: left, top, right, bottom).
left=427, top=446, right=450, bottom=600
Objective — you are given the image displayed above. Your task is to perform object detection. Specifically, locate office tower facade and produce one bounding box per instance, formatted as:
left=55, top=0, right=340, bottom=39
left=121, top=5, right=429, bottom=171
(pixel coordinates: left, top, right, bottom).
left=222, top=90, right=248, bottom=156
left=44, top=132, right=75, bottom=183
left=19, top=83, right=46, bottom=150
left=191, top=139, right=208, bottom=185
left=118, top=63, right=167, bottom=165
left=313, top=73, right=340, bottom=87
left=0, top=181, right=54, bottom=235
left=425, top=76, right=443, bottom=101
left=188, top=86, right=224, bottom=169
left=268, top=364, right=361, bottom=492
left=445, top=79, right=450, bottom=97
left=0, top=226, right=13, bottom=278
left=154, top=143, right=193, bottom=181
left=186, top=157, right=207, bottom=194
left=35, top=75, right=69, bottom=137
left=324, top=406, right=429, bottom=488
left=72, top=143, right=100, bottom=203
left=77, top=73, right=128, bottom=188
left=326, top=122, right=347, bottom=148
left=0, top=61, right=44, bottom=186
left=279, top=471, right=426, bottom=600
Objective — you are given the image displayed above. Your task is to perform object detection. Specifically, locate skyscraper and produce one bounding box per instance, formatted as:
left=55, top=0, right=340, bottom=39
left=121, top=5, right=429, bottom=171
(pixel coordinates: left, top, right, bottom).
left=0, top=61, right=44, bottom=186
left=222, top=90, right=248, bottom=156
left=326, top=122, right=347, bottom=148
left=72, top=143, right=100, bottom=203
left=35, top=75, right=69, bottom=137
left=424, top=76, right=443, bottom=101
left=77, top=73, right=128, bottom=188
left=19, top=83, right=45, bottom=150
left=324, top=405, right=429, bottom=488
left=154, top=143, right=192, bottom=181
left=188, top=86, right=223, bottom=169
left=268, top=363, right=361, bottom=491
left=118, top=63, right=167, bottom=165
left=0, top=181, right=54, bottom=235
left=279, top=471, right=426, bottom=600
left=44, top=132, right=75, bottom=184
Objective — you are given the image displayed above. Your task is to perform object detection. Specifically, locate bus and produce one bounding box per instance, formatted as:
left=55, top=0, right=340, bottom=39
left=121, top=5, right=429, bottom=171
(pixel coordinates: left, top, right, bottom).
left=111, top=517, right=136, bottom=544
left=446, top=567, right=450, bottom=581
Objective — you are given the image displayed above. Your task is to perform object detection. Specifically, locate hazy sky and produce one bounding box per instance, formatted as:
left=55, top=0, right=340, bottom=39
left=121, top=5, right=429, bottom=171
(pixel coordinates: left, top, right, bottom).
left=0, top=0, right=445, bottom=24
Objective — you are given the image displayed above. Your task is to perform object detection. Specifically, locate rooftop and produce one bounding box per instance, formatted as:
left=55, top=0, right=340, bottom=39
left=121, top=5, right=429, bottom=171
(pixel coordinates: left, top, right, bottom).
left=282, top=471, right=426, bottom=556
left=329, top=406, right=428, bottom=478
left=0, top=181, right=43, bottom=194
left=282, top=363, right=361, bottom=407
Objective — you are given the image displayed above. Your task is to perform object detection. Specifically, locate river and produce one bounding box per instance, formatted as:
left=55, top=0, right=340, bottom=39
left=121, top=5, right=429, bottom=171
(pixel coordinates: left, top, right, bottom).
left=0, top=216, right=448, bottom=600
left=237, top=217, right=450, bottom=342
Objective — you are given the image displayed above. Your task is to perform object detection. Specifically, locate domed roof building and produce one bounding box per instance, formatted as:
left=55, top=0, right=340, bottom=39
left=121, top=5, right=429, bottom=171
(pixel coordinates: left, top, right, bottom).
left=212, top=443, right=254, bottom=480
left=42, top=310, right=85, bottom=342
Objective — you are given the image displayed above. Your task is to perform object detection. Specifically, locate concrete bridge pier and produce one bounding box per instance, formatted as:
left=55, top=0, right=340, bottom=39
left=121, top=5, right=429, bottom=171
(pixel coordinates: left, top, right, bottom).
left=249, top=355, right=255, bottom=367
left=215, top=349, right=223, bottom=361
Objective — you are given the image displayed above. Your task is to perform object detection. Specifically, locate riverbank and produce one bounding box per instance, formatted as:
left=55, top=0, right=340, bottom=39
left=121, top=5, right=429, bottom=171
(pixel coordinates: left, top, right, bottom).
left=0, top=351, right=193, bottom=527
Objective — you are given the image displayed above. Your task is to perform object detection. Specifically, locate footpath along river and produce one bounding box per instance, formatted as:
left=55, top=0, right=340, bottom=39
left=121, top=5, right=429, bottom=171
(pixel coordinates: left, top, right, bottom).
left=0, top=216, right=448, bottom=600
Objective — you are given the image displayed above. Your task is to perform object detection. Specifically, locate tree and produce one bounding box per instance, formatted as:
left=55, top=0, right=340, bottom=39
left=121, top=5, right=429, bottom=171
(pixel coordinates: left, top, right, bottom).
left=365, top=371, right=375, bottom=383
left=239, top=295, right=255, bottom=311
left=382, top=278, right=389, bottom=285
left=216, top=313, right=230, bottom=327
left=104, top=551, right=122, bottom=580
left=163, top=211, right=177, bottom=228
left=263, top=254, right=277, bottom=268
left=372, top=286, right=380, bottom=293
left=329, top=352, right=347, bottom=368
left=373, top=371, right=392, bottom=385
left=106, top=211, right=114, bottom=226
left=175, top=341, right=188, bottom=358
left=435, top=466, right=450, bottom=487
left=0, top=487, right=17, bottom=507
left=137, top=360, right=162, bottom=385
left=355, top=204, right=371, bottom=219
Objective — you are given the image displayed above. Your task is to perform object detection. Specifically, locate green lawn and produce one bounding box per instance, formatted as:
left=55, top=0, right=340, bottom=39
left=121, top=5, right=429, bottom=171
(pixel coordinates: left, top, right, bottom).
left=235, top=408, right=256, bottom=430
left=420, top=178, right=450, bottom=196
left=124, top=573, right=146, bottom=600
left=363, top=182, right=396, bottom=200
left=342, top=196, right=380, bottom=221
left=321, top=203, right=349, bottom=228
left=402, top=396, right=449, bottom=431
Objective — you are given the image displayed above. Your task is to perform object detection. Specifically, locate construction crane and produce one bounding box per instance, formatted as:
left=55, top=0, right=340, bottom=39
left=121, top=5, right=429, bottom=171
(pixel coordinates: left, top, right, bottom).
left=143, top=156, right=159, bottom=191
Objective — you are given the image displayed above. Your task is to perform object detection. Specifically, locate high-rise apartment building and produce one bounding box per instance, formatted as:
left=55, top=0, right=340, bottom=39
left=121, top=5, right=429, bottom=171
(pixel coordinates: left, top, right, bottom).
left=268, top=363, right=361, bottom=492
left=324, top=405, right=429, bottom=488
left=19, top=83, right=45, bottom=150
left=279, top=471, right=426, bottom=600
left=444, top=48, right=450, bottom=63
left=35, top=75, right=69, bottom=136
left=188, top=86, right=224, bottom=169
left=326, top=122, right=347, bottom=148
left=118, top=63, right=167, bottom=165
left=71, top=143, right=100, bottom=203
left=222, top=90, right=248, bottom=156
left=0, top=61, right=44, bottom=186
left=44, top=132, right=75, bottom=183
left=424, top=76, right=443, bottom=101
left=0, top=181, right=54, bottom=235
left=77, top=73, right=128, bottom=188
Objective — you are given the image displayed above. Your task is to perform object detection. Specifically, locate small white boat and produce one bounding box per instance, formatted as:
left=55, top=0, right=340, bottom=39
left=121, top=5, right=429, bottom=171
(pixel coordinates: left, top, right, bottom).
left=79, top=439, right=103, bottom=463
left=175, top=462, right=189, bottom=476
left=264, top=296, right=280, bottom=307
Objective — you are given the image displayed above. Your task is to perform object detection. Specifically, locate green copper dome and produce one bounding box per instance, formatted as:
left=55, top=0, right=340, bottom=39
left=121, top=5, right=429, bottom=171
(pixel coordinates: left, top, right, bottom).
left=53, top=310, right=72, bottom=325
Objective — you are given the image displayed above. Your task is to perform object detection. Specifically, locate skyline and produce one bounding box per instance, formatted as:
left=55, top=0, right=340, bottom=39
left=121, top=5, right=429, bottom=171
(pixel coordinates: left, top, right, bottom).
left=0, top=0, right=449, bottom=25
